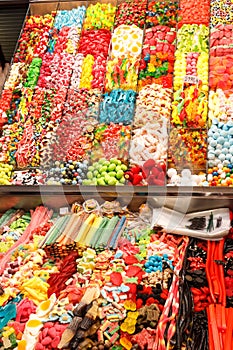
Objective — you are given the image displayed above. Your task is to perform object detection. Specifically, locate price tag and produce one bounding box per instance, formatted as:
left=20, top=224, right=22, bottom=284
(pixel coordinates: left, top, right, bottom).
left=183, top=75, right=199, bottom=85
left=60, top=207, right=69, bottom=215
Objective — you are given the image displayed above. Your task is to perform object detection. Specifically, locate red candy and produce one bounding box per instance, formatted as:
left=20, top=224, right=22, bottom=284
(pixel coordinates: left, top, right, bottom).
left=14, top=14, right=54, bottom=63
left=178, top=0, right=210, bottom=26
left=35, top=322, right=67, bottom=350
left=126, top=160, right=166, bottom=186
left=114, top=0, right=147, bottom=28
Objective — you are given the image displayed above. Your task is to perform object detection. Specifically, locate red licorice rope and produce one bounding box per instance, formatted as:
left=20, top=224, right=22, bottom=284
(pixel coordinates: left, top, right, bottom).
left=0, top=206, right=53, bottom=274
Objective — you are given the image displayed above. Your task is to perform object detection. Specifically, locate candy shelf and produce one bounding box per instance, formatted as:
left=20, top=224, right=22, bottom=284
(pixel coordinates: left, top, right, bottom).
left=1, top=185, right=233, bottom=214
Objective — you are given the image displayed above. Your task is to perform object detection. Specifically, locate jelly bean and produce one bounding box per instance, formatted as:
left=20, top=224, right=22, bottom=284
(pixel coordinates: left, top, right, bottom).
left=210, top=0, right=233, bottom=27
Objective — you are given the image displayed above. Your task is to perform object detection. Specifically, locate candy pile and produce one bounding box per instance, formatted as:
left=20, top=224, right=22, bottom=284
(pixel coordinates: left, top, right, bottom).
left=168, top=128, right=207, bottom=175
left=207, top=0, right=233, bottom=185
left=82, top=158, right=127, bottom=186
left=91, top=125, right=131, bottom=164
left=0, top=200, right=232, bottom=350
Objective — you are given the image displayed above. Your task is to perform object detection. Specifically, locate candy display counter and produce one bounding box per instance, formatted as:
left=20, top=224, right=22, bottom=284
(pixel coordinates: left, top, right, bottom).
left=0, top=0, right=233, bottom=188
left=1, top=1, right=233, bottom=349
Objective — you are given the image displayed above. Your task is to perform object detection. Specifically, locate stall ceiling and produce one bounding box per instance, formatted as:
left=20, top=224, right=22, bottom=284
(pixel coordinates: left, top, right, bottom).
left=0, top=3, right=28, bottom=62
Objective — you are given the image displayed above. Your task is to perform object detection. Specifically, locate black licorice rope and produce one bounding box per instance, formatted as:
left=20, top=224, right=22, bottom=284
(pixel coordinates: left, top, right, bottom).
left=172, top=238, right=209, bottom=350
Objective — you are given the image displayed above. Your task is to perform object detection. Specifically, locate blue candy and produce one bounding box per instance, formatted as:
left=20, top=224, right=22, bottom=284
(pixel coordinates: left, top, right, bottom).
left=99, top=89, right=137, bottom=125
left=54, top=7, right=86, bottom=29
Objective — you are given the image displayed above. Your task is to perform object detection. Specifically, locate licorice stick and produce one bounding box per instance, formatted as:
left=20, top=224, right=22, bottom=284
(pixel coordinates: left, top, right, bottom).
left=217, top=239, right=226, bottom=307
left=215, top=303, right=223, bottom=348
left=0, top=209, right=24, bottom=234
left=212, top=242, right=221, bottom=300
left=89, top=217, right=109, bottom=248
left=0, top=206, right=53, bottom=274
left=83, top=216, right=103, bottom=246
left=59, top=212, right=89, bottom=245
left=207, top=306, right=215, bottom=350
left=40, top=215, right=70, bottom=247
left=95, top=216, right=119, bottom=248
left=61, top=214, right=85, bottom=245
left=156, top=236, right=189, bottom=350
left=74, top=213, right=96, bottom=243
left=206, top=241, right=217, bottom=303
left=57, top=212, right=86, bottom=244
left=113, top=217, right=127, bottom=249
left=48, top=216, right=70, bottom=243
left=107, top=216, right=126, bottom=248
left=69, top=213, right=89, bottom=242
left=208, top=304, right=221, bottom=350
left=224, top=308, right=233, bottom=350
left=0, top=209, right=16, bottom=227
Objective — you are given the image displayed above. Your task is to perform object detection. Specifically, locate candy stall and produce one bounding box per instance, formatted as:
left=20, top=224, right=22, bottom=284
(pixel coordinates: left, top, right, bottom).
left=1, top=0, right=233, bottom=349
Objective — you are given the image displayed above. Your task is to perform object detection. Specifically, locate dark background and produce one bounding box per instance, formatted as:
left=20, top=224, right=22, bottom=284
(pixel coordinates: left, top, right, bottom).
left=0, top=0, right=28, bottom=62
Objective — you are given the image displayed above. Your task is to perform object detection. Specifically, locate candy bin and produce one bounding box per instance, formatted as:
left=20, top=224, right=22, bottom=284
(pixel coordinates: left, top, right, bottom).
left=77, top=0, right=117, bottom=92
left=138, top=0, right=178, bottom=90
left=0, top=198, right=201, bottom=349
left=127, top=0, right=178, bottom=186
left=167, top=0, right=210, bottom=185
left=178, top=0, right=210, bottom=26
left=171, top=24, right=209, bottom=128
left=101, top=0, right=146, bottom=129
left=167, top=128, right=207, bottom=185
left=34, top=2, right=87, bottom=170
left=84, top=122, right=131, bottom=184
left=48, top=0, right=118, bottom=177
left=0, top=4, right=57, bottom=169
left=207, top=0, right=233, bottom=186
